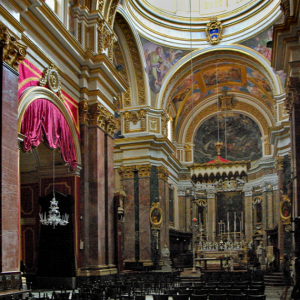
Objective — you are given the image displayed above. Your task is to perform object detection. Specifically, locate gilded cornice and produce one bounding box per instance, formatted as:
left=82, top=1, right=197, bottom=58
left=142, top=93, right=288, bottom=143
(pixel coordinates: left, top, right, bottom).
left=136, top=164, right=152, bottom=178
left=115, top=14, right=146, bottom=106
left=157, top=166, right=169, bottom=181
left=118, top=166, right=136, bottom=179
left=185, top=101, right=270, bottom=143
left=0, top=24, right=26, bottom=72
left=285, top=77, right=300, bottom=113
left=275, top=156, right=285, bottom=171
left=89, top=103, right=116, bottom=136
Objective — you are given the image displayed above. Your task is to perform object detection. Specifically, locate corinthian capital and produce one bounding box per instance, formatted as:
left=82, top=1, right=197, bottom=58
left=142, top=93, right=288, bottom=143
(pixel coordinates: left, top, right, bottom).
left=285, top=77, right=300, bottom=113
left=0, top=25, right=27, bottom=72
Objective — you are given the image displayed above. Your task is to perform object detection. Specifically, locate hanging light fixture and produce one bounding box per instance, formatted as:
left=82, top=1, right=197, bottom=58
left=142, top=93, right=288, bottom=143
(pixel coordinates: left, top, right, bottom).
left=40, top=140, right=69, bottom=228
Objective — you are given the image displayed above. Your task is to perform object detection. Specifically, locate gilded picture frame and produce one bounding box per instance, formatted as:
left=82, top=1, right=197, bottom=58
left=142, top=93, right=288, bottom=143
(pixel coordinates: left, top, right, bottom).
left=150, top=202, right=162, bottom=229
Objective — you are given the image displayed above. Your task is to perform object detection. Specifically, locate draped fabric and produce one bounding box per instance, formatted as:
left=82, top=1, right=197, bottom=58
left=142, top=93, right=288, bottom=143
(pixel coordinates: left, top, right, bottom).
left=21, top=98, right=77, bottom=170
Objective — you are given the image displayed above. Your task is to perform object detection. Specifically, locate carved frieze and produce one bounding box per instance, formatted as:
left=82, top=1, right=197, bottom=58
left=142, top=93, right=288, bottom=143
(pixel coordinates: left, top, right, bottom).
left=285, top=77, right=300, bottom=113
left=157, top=166, right=169, bottom=181
left=118, top=166, right=136, bottom=180
left=0, top=24, right=27, bottom=72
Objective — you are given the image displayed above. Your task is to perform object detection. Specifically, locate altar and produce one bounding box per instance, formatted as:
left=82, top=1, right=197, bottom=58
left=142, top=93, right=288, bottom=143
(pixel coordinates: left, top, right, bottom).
left=196, top=249, right=247, bottom=270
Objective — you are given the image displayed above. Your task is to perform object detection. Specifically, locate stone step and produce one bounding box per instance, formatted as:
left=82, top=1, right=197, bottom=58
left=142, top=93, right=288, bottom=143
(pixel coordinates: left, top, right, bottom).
left=264, top=272, right=284, bottom=286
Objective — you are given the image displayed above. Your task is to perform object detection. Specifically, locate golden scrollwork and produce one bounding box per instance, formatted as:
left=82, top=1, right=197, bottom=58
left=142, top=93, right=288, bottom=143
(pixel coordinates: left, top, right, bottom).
left=118, top=166, right=136, bottom=180
left=0, top=24, right=27, bottom=72
left=185, top=144, right=192, bottom=162
left=79, top=101, right=89, bottom=125
left=206, top=16, right=223, bottom=45
left=150, top=202, right=163, bottom=229
left=116, top=15, right=146, bottom=106
left=108, top=0, right=118, bottom=27
left=136, top=164, right=152, bottom=178
left=149, top=117, right=160, bottom=133
left=98, top=0, right=104, bottom=12
left=285, top=77, right=300, bottom=113
left=123, top=109, right=146, bottom=133
left=157, top=166, right=169, bottom=181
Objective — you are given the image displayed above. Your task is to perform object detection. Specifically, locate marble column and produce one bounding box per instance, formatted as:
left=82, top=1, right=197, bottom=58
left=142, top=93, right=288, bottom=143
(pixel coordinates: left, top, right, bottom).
left=207, top=191, right=216, bottom=241
left=137, top=164, right=152, bottom=266
left=78, top=102, right=116, bottom=275
left=244, top=191, right=253, bottom=243
left=118, top=166, right=136, bottom=263
left=158, top=166, right=169, bottom=249
left=276, top=156, right=284, bottom=257
left=0, top=25, right=26, bottom=273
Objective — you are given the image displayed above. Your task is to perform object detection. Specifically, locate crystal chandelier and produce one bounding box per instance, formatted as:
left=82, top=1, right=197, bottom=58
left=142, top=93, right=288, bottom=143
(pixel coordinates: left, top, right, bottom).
left=39, top=193, right=69, bottom=228
left=39, top=147, right=69, bottom=228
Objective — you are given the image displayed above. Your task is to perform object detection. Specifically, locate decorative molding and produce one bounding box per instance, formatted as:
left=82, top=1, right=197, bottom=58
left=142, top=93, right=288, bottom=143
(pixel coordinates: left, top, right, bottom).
left=157, top=166, right=169, bottom=181
left=85, top=26, right=94, bottom=51
left=39, top=64, right=63, bottom=101
left=280, top=0, right=290, bottom=21
left=118, top=166, right=136, bottom=179
left=218, top=91, right=236, bottom=111
left=122, top=109, right=146, bottom=133
left=275, top=156, right=284, bottom=171
left=149, top=117, right=160, bottom=133
left=116, top=15, right=146, bottom=105
left=136, top=164, right=151, bottom=178
left=285, top=77, right=300, bottom=113
left=161, top=112, right=169, bottom=137
left=89, top=103, right=116, bottom=136
left=79, top=101, right=89, bottom=125
left=0, top=24, right=27, bottom=72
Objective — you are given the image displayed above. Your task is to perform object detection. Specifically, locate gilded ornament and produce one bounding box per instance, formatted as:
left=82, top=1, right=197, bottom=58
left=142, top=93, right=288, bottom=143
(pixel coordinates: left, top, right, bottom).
left=118, top=166, right=136, bottom=179
left=285, top=77, right=300, bottom=113
left=150, top=202, right=163, bottom=229
left=280, top=193, right=291, bottom=225
left=157, top=166, right=169, bottom=181
left=0, top=24, right=27, bottom=72
left=280, top=0, right=290, bottom=20
left=79, top=101, right=89, bottom=125
left=136, top=164, right=151, bottom=178
left=116, top=15, right=146, bottom=106
left=275, top=156, right=284, bottom=171
left=122, top=109, right=147, bottom=133
left=218, top=91, right=236, bottom=110
left=161, top=112, right=169, bottom=137
left=206, top=17, right=223, bottom=45
left=39, top=64, right=63, bottom=101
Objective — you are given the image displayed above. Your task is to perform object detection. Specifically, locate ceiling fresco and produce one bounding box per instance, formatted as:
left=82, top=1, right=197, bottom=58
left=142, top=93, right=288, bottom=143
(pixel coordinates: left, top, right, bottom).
left=172, top=62, right=274, bottom=137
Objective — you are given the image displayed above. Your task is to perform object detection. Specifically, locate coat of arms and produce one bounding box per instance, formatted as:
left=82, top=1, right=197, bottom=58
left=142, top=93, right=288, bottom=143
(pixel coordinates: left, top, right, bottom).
left=206, top=16, right=223, bottom=45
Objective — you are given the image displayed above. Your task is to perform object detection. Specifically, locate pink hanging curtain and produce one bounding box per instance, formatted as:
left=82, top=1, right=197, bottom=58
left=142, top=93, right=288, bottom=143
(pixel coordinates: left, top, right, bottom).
left=21, top=98, right=77, bottom=170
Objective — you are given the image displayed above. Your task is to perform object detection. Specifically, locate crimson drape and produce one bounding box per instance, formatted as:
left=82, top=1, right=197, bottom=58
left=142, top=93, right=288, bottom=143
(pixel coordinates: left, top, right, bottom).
left=21, top=98, right=77, bottom=170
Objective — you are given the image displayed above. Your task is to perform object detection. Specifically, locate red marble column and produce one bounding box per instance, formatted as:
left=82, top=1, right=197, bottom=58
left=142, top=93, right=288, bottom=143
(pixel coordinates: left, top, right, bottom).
left=137, top=165, right=152, bottom=266
left=118, top=166, right=136, bottom=263
left=0, top=26, right=26, bottom=273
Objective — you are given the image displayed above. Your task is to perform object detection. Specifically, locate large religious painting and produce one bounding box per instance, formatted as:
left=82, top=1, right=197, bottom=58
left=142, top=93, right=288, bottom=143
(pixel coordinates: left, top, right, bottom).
left=194, top=113, right=262, bottom=163
left=217, top=192, right=243, bottom=235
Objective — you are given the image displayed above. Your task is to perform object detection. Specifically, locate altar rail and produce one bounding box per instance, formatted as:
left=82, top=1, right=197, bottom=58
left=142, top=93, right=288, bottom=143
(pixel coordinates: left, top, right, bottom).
left=0, top=273, right=29, bottom=298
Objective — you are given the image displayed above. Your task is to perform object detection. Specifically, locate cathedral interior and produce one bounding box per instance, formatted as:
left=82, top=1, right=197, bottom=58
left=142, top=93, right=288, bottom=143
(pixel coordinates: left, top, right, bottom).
left=1, top=0, right=300, bottom=295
